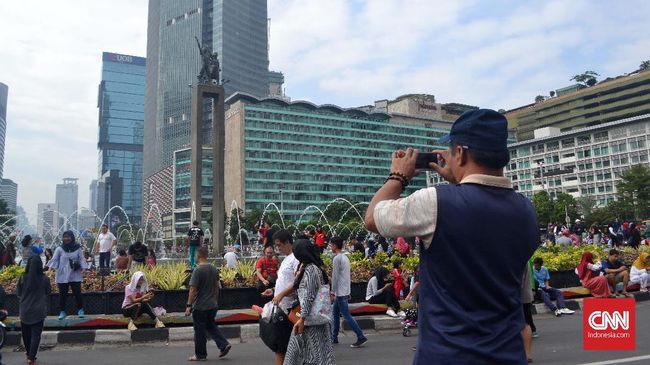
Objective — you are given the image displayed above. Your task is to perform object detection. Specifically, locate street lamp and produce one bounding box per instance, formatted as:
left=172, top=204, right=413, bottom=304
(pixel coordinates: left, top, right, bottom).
left=279, top=184, right=285, bottom=218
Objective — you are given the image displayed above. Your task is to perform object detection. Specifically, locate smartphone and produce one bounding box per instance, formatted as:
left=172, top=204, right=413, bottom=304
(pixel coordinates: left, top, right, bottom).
left=415, top=152, right=439, bottom=170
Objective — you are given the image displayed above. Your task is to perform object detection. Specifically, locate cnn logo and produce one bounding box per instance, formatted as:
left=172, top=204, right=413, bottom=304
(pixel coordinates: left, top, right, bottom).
left=583, top=298, right=635, bottom=351
left=587, top=310, right=629, bottom=330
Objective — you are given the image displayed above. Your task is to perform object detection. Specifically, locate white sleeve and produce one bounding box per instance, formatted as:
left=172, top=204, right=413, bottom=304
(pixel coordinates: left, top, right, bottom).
left=373, top=187, right=438, bottom=248
left=588, top=262, right=602, bottom=271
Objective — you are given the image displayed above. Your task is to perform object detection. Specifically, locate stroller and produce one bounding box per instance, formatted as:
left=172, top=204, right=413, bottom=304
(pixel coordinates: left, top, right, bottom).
left=401, top=308, right=418, bottom=337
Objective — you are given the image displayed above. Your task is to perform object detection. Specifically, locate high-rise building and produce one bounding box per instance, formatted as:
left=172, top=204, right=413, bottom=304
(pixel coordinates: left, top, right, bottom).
left=97, top=52, right=145, bottom=225
left=144, top=0, right=270, bottom=185
left=89, top=179, right=98, bottom=212
left=55, top=178, right=78, bottom=231
left=173, top=147, right=213, bottom=236
left=0, top=82, right=7, bottom=178
left=37, top=203, right=57, bottom=242
left=222, top=93, right=447, bottom=219
left=96, top=170, right=124, bottom=228
left=506, top=70, right=650, bottom=141
left=77, top=208, right=99, bottom=233
left=0, top=178, right=17, bottom=212
left=505, top=114, right=650, bottom=207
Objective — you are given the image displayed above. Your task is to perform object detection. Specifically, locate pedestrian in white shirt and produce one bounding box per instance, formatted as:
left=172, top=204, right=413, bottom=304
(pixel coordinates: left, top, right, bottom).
left=330, top=237, right=367, bottom=348
left=262, top=230, right=299, bottom=365
left=223, top=246, right=239, bottom=268
left=94, top=224, right=117, bottom=270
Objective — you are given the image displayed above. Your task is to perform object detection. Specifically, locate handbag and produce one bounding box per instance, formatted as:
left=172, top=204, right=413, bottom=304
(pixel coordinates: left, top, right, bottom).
left=301, top=284, right=332, bottom=326
left=259, top=304, right=293, bottom=353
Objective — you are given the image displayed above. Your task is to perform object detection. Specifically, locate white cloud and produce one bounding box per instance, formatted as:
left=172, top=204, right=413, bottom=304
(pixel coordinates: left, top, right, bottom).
left=0, top=1, right=147, bottom=222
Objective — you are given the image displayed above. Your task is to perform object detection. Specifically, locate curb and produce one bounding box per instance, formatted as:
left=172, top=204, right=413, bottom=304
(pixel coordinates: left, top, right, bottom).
left=1, top=315, right=405, bottom=350
left=532, top=290, right=649, bottom=315
left=3, top=292, right=648, bottom=349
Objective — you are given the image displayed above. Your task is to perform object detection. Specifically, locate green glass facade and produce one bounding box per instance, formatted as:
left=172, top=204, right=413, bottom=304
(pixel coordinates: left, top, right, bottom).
left=226, top=95, right=448, bottom=219
left=173, top=147, right=213, bottom=235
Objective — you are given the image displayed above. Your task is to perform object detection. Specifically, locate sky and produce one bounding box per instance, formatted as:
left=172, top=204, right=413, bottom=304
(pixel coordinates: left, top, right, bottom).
left=0, top=0, right=648, bottom=224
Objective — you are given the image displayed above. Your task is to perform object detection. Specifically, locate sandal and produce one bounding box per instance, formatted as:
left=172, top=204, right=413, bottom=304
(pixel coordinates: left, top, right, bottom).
left=622, top=292, right=633, bottom=298
left=188, top=355, right=207, bottom=362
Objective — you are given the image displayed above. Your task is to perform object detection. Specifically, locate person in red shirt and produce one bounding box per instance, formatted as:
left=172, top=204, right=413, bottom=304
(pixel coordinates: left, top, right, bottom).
left=314, top=225, right=327, bottom=253
left=258, top=223, right=269, bottom=246
left=256, top=246, right=279, bottom=292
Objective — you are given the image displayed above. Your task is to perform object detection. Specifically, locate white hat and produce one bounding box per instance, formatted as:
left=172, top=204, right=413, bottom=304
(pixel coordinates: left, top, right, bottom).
left=575, top=219, right=581, bottom=223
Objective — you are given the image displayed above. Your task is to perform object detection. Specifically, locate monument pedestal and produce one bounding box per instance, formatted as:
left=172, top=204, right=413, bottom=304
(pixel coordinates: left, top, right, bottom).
left=190, top=83, right=225, bottom=254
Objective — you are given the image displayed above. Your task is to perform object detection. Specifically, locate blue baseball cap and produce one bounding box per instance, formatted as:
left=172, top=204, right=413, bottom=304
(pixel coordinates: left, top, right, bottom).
left=438, top=109, right=508, bottom=152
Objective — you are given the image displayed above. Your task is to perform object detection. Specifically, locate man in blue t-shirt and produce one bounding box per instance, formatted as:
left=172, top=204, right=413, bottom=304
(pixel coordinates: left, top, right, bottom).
left=601, top=249, right=631, bottom=297
left=187, top=220, right=204, bottom=269
left=366, top=109, right=540, bottom=364
left=532, top=257, right=574, bottom=316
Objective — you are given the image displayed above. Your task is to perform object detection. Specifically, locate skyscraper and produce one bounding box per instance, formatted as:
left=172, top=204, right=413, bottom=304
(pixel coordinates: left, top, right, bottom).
left=89, top=179, right=98, bottom=212
left=55, top=178, right=78, bottom=231
left=37, top=203, right=57, bottom=242
left=97, top=52, right=146, bottom=224
left=144, top=0, right=270, bottom=180
left=0, top=178, right=17, bottom=212
left=0, top=82, right=8, bottom=178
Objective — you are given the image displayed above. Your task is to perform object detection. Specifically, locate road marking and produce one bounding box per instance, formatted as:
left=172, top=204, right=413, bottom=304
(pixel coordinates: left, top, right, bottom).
left=579, top=355, right=650, bottom=365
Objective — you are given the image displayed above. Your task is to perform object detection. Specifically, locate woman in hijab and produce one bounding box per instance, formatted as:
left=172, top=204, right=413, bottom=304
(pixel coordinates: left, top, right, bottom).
left=17, top=256, right=51, bottom=365
left=19, top=235, right=34, bottom=267
left=283, top=239, right=334, bottom=365
left=46, top=230, right=88, bottom=320
left=576, top=252, right=610, bottom=298
left=630, top=252, right=650, bottom=292
left=122, top=271, right=165, bottom=331
left=365, top=266, right=402, bottom=317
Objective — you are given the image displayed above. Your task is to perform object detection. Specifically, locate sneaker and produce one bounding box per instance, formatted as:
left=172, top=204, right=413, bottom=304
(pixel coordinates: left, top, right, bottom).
left=155, top=319, right=165, bottom=328
left=386, top=309, right=398, bottom=317
left=219, top=344, right=232, bottom=358
left=58, top=311, right=67, bottom=320
left=350, top=338, right=368, bottom=348
left=397, top=310, right=406, bottom=318
left=560, top=308, right=575, bottom=315
left=531, top=331, right=539, bottom=338
left=78, top=309, right=85, bottom=318
left=128, top=320, right=138, bottom=331
left=554, top=309, right=562, bottom=317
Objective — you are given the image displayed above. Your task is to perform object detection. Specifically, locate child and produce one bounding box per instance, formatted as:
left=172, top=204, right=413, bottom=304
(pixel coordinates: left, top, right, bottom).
left=147, top=248, right=157, bottom=268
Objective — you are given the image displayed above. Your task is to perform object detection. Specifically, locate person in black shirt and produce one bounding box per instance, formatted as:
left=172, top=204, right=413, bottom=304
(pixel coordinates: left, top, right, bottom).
left=127, top=241, right=148, bottom=268
left=187, top=221, right=205, bottom=269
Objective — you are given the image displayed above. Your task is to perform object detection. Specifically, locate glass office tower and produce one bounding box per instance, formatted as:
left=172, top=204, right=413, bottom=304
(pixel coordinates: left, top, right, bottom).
left=97, top=52, right=146, bottom=224
left=144, top=0, right=269, bottom=179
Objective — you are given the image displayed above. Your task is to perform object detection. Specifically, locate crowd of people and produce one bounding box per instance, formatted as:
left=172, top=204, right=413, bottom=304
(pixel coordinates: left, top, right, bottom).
left=545, top=219, right=649, bottom=248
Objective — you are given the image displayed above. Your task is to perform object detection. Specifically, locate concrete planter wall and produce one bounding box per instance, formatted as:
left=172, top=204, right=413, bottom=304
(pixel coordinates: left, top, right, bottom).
left=4, top=270, right=584, bottom=316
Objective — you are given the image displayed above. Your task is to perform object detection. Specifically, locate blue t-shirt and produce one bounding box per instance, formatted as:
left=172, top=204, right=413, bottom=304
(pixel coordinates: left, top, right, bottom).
left=533, top=266, right=550, bottom=289
left=601, top=259, right=623, bottom=274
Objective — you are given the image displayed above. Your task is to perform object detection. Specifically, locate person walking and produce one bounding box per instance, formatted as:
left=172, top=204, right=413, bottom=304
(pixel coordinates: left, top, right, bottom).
left=283, top=239, right=335, bottom=365
left=17, top=256, right=51, bottom=365
left=330, top=236, right=367, bottom=347
left=122, top=271, right=165, bottom=331
left=185, top=247, right=231, bottom=361
left=187, top=221, right=204, bottom=269
left=264, top=230, right=300, bottom=365
left=47, top=231, right=88, bottom=320
left=94, top=224, right=117, bottom=270
left=365, top=109, right=539, bottom=364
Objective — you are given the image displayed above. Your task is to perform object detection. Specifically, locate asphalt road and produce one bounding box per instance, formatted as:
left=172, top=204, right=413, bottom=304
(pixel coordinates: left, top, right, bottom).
left=3, top=302, right=650, bottom=365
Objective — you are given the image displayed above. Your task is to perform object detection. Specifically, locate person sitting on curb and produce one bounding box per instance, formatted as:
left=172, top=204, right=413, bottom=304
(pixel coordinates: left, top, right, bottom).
left=630, top=252, right=650, bottom=292
left=366, top=266, right=404, bottom=318
left=115, top=249, right=129, bottom=271
left=532, top=258, right=574, bottom=316
left=122, top=271, right=165, bottom=331
left=576, top=252, right=611, bottom=298
left=601, top=249, right=632, bottom=298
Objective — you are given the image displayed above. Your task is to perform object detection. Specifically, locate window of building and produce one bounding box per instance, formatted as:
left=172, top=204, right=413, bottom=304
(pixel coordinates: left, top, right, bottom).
left=578, top=149, right=592, bottom=158
left=562, top=152, right=575, bottom=159
left=532, top=144, right=545, bottom=154
left=519, top=146, right=531, bottom=156
left=562, top=138, right=575, bottom=148
left=510, top=150, right=518, bottom=158
left=577, top=135, right=591, bottom=145
left=547, top=141, right=560, bottom=151
left=593, top=131, right=608, bottom=142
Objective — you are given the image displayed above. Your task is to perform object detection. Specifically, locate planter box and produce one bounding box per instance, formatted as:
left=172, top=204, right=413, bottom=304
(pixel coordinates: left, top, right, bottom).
left=163, top=290, right=190, bottom=313
left=219, top=287, right=260, bottom=310
left=350, top=282, right=367, bottom=303
left=549, top=270, right=581, bottom=288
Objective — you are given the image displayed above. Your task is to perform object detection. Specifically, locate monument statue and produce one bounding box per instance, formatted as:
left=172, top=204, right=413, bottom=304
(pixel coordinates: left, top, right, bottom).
left=195, top=36, right=221, bottom=84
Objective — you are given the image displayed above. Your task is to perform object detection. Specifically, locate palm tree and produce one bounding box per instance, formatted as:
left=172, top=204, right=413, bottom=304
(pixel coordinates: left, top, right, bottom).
left=639, top=60, right=650, bottom=71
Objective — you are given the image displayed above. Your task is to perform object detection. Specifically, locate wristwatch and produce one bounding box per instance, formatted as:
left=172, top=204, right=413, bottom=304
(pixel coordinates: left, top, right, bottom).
left=186, top=303, right=192, bottom=308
